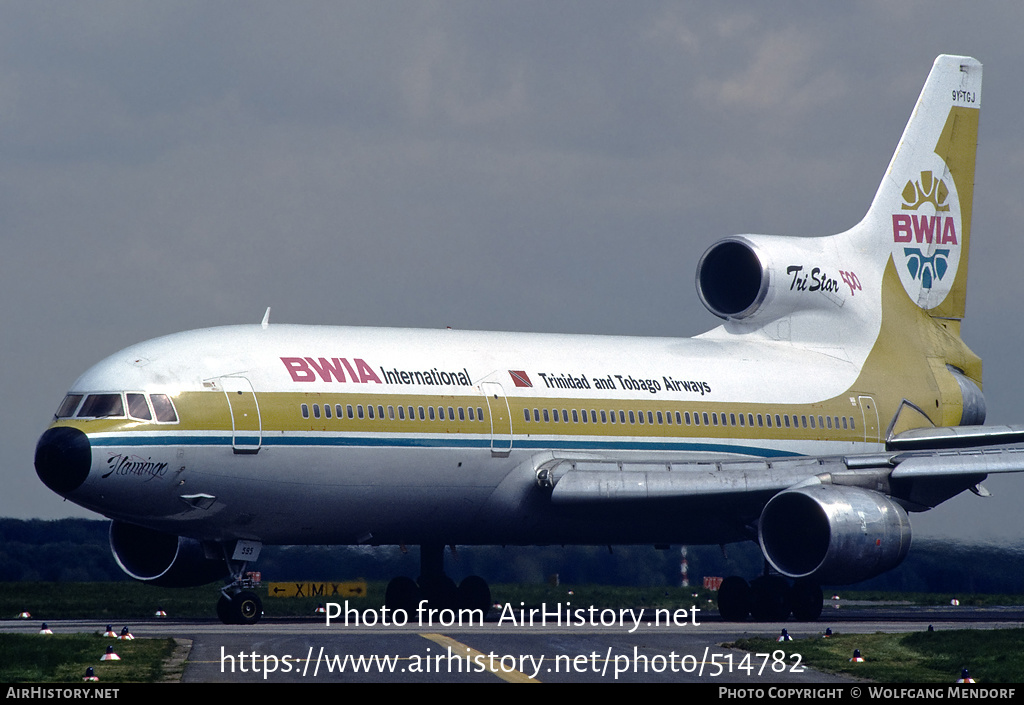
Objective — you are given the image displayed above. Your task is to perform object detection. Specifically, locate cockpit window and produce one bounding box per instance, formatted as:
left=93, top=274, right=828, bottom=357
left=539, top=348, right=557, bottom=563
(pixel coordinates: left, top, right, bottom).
left=126, top=393, right=152, bottom=421
left=55, top=394, right=83, bottom=419
left=150, top=394, right=178, bottom=423
left=77, top=394, right=125, bottom=418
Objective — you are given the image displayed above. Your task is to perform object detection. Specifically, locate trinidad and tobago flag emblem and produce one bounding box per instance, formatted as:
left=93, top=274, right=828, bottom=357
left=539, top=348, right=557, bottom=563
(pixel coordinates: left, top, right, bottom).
left=508, top=370, right=532, bottom=387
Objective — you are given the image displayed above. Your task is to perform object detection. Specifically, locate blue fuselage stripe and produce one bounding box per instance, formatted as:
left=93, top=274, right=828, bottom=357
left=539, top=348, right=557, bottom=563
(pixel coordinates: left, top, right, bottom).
left=86, top=433, right=800, bottom=458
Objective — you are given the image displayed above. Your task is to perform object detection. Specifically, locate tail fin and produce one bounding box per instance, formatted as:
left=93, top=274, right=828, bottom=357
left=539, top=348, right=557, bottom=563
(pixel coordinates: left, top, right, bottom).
left=860, top=55, right=982, bottom=320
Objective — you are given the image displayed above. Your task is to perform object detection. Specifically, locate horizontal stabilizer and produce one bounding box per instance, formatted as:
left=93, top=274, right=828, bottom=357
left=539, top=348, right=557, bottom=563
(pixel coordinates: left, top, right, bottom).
left=887, top=424, right=1024, bottom=451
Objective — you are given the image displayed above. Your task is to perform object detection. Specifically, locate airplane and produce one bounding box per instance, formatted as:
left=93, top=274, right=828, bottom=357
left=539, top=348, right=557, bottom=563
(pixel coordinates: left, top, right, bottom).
left=35, top=54, right=1017, bottom=625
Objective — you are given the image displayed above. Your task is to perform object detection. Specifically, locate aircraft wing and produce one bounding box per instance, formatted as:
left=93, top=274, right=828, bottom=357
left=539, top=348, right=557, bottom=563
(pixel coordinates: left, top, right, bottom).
left=543, top=424, right=1024, bottom=508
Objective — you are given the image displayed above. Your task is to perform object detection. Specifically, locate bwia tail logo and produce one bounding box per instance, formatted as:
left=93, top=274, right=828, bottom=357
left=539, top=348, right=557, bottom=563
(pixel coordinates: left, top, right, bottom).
left=891, top=166, right=961, bottom=309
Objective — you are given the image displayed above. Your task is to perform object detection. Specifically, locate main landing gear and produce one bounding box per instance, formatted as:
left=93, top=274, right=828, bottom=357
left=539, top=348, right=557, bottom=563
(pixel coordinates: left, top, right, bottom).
left=384, top=543, right=492, bottom=615
left=717, top=573, right=823, bottom=622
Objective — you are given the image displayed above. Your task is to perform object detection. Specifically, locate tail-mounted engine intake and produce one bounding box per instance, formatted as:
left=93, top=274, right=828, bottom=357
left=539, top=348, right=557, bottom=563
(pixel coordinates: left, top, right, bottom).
left=109, top=520, right=227, bottom=587
left=696, top=235, right=847, bottom=322
left=758, top=485, right=911, bottom=584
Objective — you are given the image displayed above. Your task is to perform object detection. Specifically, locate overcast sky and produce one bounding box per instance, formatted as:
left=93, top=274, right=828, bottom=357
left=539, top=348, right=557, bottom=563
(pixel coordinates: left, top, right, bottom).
left=5, top=2, right=1024, bottom=545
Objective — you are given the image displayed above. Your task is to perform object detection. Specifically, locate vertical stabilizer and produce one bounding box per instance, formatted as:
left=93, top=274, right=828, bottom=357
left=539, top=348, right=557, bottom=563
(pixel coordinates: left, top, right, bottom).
left=861, top=55, right=981, bottom=320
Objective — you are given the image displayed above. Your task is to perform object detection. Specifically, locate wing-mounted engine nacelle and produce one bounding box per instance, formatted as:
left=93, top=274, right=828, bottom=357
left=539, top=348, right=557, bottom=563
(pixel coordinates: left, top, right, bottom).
left=109, top=520, right=228, bottom=587
left=758, top=485, right=911, bottom=584
left=696, top=235, right=849, bottom=322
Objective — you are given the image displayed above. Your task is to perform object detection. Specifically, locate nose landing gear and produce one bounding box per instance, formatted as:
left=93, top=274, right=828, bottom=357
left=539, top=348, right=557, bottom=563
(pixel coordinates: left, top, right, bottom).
left=216, top=544, right=264, bottom=625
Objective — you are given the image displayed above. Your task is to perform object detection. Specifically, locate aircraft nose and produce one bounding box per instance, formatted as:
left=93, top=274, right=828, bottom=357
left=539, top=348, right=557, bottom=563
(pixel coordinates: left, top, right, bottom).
left=35, top=426, right=92, bottom=494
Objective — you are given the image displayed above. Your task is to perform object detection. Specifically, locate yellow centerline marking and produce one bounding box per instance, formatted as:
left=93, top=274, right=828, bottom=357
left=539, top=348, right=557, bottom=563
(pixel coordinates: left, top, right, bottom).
left=419, top=633, right=540, bottom=683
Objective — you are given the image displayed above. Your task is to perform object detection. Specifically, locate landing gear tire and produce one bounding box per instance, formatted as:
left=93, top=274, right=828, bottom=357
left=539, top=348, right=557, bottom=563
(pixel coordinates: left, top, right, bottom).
left=419, top=575, right=459, bottom=610
left=217, top=595, right=233, bottom=624
left=717, top=576, right=751, bottom=621
left=790, top=580, right=823, bottom=621
left=458, top=575, right=492, bottom=614
left=233, top=590, right=262, bottom=625
left=217, top=591, right=262, bottom=625
left=750, top=575, right=791, bottom=621
left=385, top=576, right=422, bottom=613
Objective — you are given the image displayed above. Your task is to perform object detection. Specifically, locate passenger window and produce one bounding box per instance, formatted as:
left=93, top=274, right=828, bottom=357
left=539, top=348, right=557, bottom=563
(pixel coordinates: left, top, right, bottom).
left=150, top=394, right=177, bottom=423
left=301, top=404, right=309, bottom=419
left=127, top=393, right=152, bottom=421
left=524, top=409, right=531, bottom=422
left=325, top=405, right=332, bottom=419
left=313, top=405, right=321, bottom=419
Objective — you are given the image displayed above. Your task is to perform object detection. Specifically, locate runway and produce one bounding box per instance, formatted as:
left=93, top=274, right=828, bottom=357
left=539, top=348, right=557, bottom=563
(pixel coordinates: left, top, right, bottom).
left=4, top=604, right=1022, bottom=683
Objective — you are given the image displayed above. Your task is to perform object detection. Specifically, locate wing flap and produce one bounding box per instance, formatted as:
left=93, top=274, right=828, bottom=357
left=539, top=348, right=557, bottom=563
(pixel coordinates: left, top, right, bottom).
left=541, top=425, right=1024, bottom=505
left=888, top=424, right=1024, bottom=450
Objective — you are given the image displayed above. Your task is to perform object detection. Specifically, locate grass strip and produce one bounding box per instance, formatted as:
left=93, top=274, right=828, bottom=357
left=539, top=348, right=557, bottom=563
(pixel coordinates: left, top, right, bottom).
left=0, top=632, right=176, bottom=683
left=732, top=629, right=1024, bottom=683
